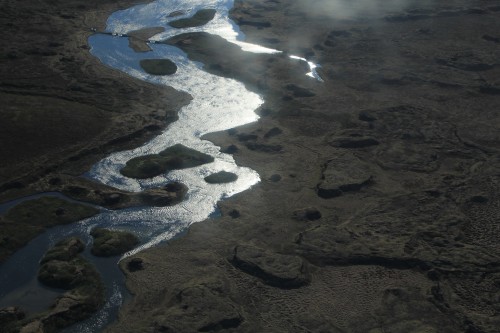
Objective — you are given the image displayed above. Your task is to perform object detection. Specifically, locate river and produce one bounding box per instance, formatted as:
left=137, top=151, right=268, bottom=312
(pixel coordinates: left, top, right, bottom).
left=0, top=1, right=320, bottom=332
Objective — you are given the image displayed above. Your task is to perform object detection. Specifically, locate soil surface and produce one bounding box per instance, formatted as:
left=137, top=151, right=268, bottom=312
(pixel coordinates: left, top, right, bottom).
left=1, top=0, right=500, bottom=332
left=0, top=0, right=190, bottom=202
left=105, top=0, right=500, bottom=332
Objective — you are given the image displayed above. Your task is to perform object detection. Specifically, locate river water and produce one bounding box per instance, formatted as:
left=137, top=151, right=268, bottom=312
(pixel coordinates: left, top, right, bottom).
left=0, top=1, right=321, bottom=332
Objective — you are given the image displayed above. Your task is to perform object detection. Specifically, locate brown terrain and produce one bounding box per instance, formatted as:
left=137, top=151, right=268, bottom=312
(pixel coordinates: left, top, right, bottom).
left=109, top=0, right=500, bottom=332
left=1, top=0, right=500, bottom=332
left=0, top=0, right=190, bottom=198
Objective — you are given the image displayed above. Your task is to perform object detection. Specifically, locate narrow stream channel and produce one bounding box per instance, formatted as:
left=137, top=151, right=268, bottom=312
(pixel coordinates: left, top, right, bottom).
left=0, top=1, right=321, bottom=332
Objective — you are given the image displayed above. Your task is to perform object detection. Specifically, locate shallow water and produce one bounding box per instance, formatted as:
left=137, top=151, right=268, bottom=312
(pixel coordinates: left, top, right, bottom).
left=0, top=1, right=321, bottom=331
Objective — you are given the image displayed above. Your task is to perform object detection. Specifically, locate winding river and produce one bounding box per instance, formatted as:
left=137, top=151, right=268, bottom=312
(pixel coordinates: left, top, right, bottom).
left=0, top=0, right=321, bottom=332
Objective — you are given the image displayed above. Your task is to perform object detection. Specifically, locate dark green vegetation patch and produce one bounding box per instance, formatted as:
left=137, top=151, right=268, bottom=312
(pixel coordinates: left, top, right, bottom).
left=90, top=228, right=139, bottom=257
left=0, top=196, right=99, bottom=263
left=120, top=144, right=214, bottom=179
left=204, top=171, right=238, bottom=184
left=140, top=59, right=177, bottom=75
left=168, top=9, right=216, bottom=28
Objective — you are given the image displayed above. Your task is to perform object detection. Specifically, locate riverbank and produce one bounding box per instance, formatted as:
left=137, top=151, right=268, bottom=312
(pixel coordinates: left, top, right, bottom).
left=0, top=0, right=192, bottom=264
left=107, top=0, right=500, bottom=332
left=0, top=0, right=191, bottom=203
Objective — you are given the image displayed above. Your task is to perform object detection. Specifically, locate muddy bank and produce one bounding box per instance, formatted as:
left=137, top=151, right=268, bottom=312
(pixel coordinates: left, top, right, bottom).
left=107, top=0, right=500, bottom=332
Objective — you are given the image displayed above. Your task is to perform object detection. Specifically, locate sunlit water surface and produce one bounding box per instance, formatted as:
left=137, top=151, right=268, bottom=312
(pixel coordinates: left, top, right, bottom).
left=0, top=1, right=321, bottom=332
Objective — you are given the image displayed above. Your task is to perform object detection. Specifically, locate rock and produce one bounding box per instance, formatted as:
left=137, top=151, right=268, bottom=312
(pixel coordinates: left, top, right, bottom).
left=127, top=258, right=144, bottom=272
left=231, top=245, right=310, bottom=289
left=90, top=228, right=139, bottom=257
left=317, top=153, right=372, bottom=199
left=293, top=207, right=322, bottom=221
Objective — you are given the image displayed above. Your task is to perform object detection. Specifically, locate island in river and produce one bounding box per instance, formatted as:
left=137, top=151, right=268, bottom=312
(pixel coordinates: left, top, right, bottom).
left=1, top=0, right=500, bottom=332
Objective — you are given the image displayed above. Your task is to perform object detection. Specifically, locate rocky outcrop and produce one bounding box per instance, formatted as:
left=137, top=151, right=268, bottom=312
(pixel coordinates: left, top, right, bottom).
left=231, top=245, right=310, bottom=289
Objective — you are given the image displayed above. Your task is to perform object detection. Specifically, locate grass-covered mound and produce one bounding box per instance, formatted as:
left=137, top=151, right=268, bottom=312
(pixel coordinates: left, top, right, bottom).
left=10, top=237, right=106, bottom=333
left=120, top=144, right=214, bottom=179
left=0, top=196, right=99, bottom=263
left=204, top=171, right=238, bottom=184
left=168, top=9, right=216, bottom=28
left=90, top=228, right=139, bottom=257
left=140, top=59, right=177, bottom=75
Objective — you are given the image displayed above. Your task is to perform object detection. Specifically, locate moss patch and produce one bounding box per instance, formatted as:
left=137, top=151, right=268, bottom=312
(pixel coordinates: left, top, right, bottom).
left=120, top=144, right=214, bottom=179
left=169, top=9, right=216, bottom=28
left=90, top=228, right=139, bottom=257
left=140, top=59, right=177, bottom=75
left=204, top=171, right=238, bottom=184
left=0, top=196, right=99, bottom=263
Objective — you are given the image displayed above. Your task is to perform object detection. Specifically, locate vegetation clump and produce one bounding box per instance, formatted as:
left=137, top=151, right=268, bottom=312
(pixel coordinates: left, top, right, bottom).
left=2, top=237, right=107, bottom=333
left=204, top=171, right=238, bottom=184
left=120, top=144, right=214, bottom=179
left=168, top=9, right=216, bottom=28
left=90, top=228, right=139, bottom=257
left=140, top=59, right=177, bottom=75
left=0, top=196, right=99, bottom=263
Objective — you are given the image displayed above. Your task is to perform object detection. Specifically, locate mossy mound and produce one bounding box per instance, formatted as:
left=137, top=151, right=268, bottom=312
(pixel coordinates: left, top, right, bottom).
left=169, top=9, right=216, bottom=28
left=204, top=171, right=238, bottom=184
left=90, top=228, right=139, bottom=257
left=139, top=182, right=188, bottom=207
left=29, top=237, right=105, bottom=332
left=120, top=144, right=214, bottom=179
left=140, top=59, right=177, bottom=75
left=0, top=196, right=99, bottom=263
